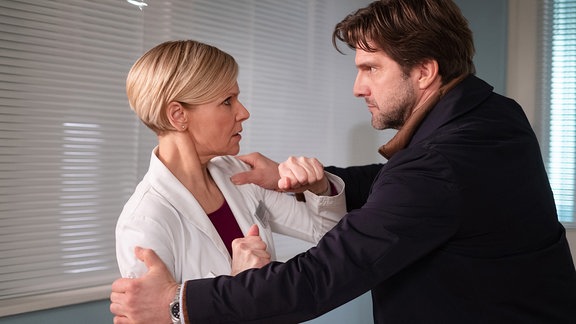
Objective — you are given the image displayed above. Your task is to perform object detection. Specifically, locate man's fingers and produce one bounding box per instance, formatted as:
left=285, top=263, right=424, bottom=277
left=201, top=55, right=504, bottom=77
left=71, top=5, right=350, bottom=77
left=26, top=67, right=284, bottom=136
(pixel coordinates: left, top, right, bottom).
left=230, top=170, right=252, bottom=185
left=231, top=152, right=281, bottom=190
left=234, top=153, right=257, bottom=167
left=246, top=224, right=259, bottom=237
left=110, top=301, right=124, bottom=319
left=231, top=153, right=260, bottom=185
left=110, top=290, right=132, bottom=324
left=113, top=315, right=129, bottom=324
left=111, top=278, right=132, bottom=294
left=134, top=246, right=170, bottom=275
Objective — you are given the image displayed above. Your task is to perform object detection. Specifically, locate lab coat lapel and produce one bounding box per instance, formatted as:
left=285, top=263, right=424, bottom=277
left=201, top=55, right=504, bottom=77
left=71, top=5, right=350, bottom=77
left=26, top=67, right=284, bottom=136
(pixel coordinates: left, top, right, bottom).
left=147, top=148, right=231, bottom=262
left=208, top=157, right=277, bottom=260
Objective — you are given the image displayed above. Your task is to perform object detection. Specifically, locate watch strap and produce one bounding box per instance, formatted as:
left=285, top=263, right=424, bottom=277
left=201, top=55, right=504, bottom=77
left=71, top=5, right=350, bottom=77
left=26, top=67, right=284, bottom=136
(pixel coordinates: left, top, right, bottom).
left=170, top=284, right=182, bottom=324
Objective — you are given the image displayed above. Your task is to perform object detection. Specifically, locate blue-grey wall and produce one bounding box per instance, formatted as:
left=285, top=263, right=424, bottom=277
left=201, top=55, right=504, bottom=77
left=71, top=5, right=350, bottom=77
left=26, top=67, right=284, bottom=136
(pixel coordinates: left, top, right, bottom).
left=0, top=1, right=508, bottom=323
left=0, top=301, right=112, bottom=324
left=456, top=0, right=508, bottom=94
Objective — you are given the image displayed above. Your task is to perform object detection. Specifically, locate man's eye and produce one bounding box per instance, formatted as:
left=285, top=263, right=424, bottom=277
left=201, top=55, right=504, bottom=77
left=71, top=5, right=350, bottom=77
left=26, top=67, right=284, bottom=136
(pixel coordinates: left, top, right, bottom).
left=370, top=67, right=377, bottom=73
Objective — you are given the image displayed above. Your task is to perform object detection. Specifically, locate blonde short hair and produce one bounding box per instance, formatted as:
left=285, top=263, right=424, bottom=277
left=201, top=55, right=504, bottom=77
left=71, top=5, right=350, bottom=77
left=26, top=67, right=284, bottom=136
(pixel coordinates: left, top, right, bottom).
left=126, top=40, right=238, bottom=134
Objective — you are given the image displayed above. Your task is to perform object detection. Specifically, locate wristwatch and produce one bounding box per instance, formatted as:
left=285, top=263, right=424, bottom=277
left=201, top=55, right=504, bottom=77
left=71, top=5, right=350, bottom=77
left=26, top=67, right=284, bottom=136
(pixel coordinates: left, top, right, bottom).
left=170, top=284, right=182, bottom=324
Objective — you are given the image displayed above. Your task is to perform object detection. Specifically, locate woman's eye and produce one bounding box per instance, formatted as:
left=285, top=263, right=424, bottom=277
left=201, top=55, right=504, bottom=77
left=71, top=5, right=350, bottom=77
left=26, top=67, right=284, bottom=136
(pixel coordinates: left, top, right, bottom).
left=223, top=97, right=232, bottom=105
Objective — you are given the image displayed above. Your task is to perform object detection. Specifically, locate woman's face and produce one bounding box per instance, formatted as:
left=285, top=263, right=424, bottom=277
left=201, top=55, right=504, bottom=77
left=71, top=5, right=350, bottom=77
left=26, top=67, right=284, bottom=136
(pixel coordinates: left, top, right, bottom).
left=186, top=82, right=250, bottom=159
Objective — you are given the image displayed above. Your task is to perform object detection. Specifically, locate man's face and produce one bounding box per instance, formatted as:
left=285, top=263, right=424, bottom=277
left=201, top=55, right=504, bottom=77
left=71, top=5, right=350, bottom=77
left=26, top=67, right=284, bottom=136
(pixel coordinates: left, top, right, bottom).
left=353, top=48, right=416, bottom=130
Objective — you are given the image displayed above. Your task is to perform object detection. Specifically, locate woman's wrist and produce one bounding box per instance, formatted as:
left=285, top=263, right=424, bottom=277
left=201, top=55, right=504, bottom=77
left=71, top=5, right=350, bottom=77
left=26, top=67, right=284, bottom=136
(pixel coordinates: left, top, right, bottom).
left=312, top=179, right=331, bottom=196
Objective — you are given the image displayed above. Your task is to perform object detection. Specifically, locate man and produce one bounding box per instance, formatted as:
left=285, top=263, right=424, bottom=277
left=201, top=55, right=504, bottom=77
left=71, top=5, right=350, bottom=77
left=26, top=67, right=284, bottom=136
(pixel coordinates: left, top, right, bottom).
left=110, top=0, right=576, bottom=323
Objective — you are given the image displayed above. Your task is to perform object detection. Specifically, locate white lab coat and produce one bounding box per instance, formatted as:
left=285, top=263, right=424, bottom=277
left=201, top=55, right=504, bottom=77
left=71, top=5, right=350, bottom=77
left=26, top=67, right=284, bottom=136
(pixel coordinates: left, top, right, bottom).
left=115, top=148, right=346, bottom=282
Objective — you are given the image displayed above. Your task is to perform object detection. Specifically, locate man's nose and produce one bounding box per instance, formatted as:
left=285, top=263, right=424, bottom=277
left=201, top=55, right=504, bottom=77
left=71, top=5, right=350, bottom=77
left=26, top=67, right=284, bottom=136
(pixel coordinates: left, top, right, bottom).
left=353, top=74, right=369, bottom=97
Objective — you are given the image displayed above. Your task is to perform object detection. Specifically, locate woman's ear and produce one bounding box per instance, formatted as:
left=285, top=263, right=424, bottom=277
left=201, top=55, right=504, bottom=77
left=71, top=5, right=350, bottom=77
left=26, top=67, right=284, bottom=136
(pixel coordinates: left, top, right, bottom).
left=416, top=59, right=440, bottom=90
left=166, top=101, right=188, bottom=131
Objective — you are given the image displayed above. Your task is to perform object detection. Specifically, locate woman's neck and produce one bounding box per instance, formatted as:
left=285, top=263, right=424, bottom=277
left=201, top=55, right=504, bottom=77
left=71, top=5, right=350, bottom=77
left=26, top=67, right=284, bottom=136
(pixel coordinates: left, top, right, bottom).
left=157, top=133, right=224, bottom=213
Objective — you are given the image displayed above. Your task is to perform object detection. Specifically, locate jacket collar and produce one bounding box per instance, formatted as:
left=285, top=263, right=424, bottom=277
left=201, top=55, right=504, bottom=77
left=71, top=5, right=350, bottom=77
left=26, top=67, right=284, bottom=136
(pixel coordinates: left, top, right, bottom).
left=378, top=75, right=493, bottom=159
left=410, top=75, right=493, bottom=145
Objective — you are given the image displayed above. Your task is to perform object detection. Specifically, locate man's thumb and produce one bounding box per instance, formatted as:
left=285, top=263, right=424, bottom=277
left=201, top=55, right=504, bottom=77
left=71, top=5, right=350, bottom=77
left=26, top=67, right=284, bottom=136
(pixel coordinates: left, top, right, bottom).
left=246, top=224, right=259, bottom=237
left=135, top=246, right=165, bottom=271
left=230, top=170, right=253, bottom=185
left=235, top=154, right=255, bottom=167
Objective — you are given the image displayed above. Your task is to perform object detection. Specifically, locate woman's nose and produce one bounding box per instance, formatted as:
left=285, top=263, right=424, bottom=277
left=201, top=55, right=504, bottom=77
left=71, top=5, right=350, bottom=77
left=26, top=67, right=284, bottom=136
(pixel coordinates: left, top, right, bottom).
left=237, top=102, right=250, bottom=120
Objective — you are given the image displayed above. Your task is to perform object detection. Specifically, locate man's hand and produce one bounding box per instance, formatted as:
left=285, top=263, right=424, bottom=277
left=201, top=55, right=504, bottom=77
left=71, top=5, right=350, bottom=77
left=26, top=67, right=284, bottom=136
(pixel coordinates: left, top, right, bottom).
left=232, top=152, right=330, bottom=195
left=278, top=156, right=330, bottom=195
left=110, top=247, right=179, bottom=324
left=231, top=152, right=281, bottom=190
left=231, top=224, right=271, bottom=276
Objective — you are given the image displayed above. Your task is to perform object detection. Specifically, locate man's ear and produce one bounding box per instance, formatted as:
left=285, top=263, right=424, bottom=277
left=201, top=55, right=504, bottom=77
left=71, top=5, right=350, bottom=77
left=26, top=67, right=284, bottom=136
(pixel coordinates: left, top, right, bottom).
left=166, top=101, right=188, bottom=130
left=415, top=59, right=440, bottom=90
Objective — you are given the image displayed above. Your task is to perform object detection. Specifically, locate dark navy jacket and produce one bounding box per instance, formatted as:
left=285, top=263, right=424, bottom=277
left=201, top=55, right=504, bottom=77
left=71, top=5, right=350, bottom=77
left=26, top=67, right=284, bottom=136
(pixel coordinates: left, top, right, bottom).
left=185, top=75, right=576, bottom=323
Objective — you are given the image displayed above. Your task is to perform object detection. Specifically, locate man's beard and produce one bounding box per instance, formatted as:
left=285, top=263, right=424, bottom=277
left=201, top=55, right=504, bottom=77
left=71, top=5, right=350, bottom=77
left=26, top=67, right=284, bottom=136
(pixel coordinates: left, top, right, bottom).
left=372, top=108, right=404, bottom=130
left=370, top=75, right=415, bottom=130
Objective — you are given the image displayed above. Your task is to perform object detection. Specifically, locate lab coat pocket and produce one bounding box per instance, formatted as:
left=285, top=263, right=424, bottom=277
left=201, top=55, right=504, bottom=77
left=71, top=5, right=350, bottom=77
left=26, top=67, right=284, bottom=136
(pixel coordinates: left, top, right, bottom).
left=254, top=200, right=271, bottom=229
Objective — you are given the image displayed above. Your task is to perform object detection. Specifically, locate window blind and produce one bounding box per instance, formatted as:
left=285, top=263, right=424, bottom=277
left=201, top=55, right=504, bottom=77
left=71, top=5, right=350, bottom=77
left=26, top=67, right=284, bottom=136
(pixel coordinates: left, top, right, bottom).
left=541, top=0, right=576, bottom=225
left=0, top=0, right=362, bottom=315
left=144, top=0, right=337, bottom=162
left=0, top=0, right=145, bottom=308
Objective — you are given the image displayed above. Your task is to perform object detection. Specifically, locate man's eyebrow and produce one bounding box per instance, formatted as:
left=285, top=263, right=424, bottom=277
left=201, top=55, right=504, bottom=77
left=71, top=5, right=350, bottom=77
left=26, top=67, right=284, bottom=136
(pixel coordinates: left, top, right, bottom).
left=356, top=62, right=376, bottom=69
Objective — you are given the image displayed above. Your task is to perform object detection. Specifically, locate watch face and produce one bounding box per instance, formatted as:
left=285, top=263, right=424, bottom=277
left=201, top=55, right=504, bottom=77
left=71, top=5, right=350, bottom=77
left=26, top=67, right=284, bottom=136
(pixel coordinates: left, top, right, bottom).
left=171, top=301, right=180, bottom=319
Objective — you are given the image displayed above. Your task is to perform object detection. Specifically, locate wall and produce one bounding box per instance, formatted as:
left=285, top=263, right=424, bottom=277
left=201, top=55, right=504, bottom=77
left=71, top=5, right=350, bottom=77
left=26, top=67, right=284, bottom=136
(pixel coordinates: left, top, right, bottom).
left=0, top=301, right=112, bottom=324
left=456, top=0, right=508, bottom=94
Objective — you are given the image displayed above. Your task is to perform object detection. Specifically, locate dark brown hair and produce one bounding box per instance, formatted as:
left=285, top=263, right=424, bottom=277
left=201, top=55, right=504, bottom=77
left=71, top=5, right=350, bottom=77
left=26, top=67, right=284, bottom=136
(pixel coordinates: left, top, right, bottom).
left=333, top=0, right=475, bottom=83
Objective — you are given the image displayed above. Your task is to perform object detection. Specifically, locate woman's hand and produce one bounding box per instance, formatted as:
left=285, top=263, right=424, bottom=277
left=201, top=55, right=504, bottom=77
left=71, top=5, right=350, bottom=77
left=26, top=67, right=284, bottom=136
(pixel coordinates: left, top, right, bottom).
left=278, top=156, right=330, bottom=195
left=231, top=224, right=271, bottom=276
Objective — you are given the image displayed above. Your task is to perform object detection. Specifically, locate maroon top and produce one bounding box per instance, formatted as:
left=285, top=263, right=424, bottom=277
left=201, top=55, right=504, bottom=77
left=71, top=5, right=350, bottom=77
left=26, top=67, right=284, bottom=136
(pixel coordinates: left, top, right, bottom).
left=207, top=200, right=243, bottom=256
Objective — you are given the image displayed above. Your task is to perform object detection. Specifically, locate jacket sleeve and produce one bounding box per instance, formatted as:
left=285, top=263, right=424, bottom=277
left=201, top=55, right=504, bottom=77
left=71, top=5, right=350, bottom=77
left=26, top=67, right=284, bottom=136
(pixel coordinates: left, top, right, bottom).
left=182, top=149, right=461, bottom=323
left=325, top=164, right=383, bottom=211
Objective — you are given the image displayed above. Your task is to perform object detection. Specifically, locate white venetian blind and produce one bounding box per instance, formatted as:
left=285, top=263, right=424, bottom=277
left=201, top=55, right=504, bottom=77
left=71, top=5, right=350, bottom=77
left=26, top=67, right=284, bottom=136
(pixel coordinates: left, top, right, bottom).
left=142, top=0, right=337, bottom=162
left=0, top=0, right=355, bottom=315
left=0, top=0, right=146, bottom=307
left=541, top=0, right=576, bottom=225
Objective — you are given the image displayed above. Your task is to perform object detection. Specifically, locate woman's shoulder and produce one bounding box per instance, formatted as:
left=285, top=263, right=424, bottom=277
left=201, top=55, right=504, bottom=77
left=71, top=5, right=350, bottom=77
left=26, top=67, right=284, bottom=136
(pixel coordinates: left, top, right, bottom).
left=118, top=180, right=179, bottom=224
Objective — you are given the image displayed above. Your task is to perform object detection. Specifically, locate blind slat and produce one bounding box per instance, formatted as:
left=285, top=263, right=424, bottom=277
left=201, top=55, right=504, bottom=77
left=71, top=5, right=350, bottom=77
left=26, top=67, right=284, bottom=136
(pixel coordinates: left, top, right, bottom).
left=542, top=0, right=576, bottom=224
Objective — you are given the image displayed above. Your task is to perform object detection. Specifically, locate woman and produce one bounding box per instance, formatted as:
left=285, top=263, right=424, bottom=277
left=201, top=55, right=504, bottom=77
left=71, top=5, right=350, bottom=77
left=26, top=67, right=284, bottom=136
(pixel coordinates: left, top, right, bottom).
left=115, top=40, right=346, bottom=282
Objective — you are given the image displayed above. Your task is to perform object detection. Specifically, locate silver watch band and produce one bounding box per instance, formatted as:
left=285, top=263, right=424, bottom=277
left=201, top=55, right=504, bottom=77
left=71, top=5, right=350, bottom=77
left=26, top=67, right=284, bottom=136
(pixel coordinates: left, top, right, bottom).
left=170, top=284, right=182, bottom=324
